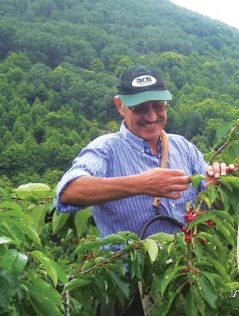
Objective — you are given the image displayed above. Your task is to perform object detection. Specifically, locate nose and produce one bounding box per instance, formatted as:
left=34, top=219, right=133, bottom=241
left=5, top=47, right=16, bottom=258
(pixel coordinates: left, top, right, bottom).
left=144, top=105, right=158, bottom=121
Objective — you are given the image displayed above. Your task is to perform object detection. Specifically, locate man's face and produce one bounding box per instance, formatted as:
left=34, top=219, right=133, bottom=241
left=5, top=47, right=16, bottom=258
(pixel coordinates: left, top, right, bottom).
left=115, top=98, right=168, bottom=143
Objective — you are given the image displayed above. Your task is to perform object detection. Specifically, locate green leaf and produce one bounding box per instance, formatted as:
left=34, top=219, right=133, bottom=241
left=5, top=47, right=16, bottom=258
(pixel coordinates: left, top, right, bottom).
left=187, top=213, right=216, bottom=230
left=231, top=192, right=239, bottom=221
left=191, top=285, right=206, bottom=316
left=155, top=289, right=181, bottom=316
left=14, top=183, right=51, bottom=199
left=27, top=287, right=63, bottom=316
left=159, top=266, right=186, bottom=296
left=193, top=237, right=204, bottom=258
left=185, top=291, right=198, bottom=316
left=213, top=218, right=235, bottom=246
left=29, top=205, right=48, bottom=235
left=8, top=220, right=41, bottom=246
left=100, top=233, right=125, bottom=245
left=196, top=274, right=218, bottom=309
left=196, top=232, right=227, bottom=264
left=0, top=270, right=24, bottom=313
left=63, top=277, right=92, bottom=292
left=52, top=212, right=70, bottom=234
left=0, top=201, right=31, bottom=222
left=144, top=238, right=158, bottom=262
left=211, top=210, right=234, bottom=225
left=222, top=296, right=239, bottom=309
left=50, top=261, right=68, bottom=285
left=0, top=187, right=9, bottom=201
left=28, top=272, right=62, bottom=307
left=0, top=236, right=12, bottom=244
left=206, top=184, right=219, bottom=204
left=190, top=173, right=205, bottom=190
left=148, top=232, right=174, bottom=243
left=1, top=249, right=28, bottom=275
left=0, top=221, right=24, bottom=245
left=74, top=207, right=92, bottom=237
left=130, top=250, right=144, bottom=279
left=0, top=201, right=22, bottom=213
left=206, top=257, right=230, bottom=282
left=174, top=232, right=187, bottom=256
left=107, top=270, right=130, bottom=299
left=81, top=260, right=95, bottom=272
left=117, top=231, right=138, bottom=240
left=202, top=271, right=226, bottom=288
left=74, top=240, right=101, bottom=254
left=219, top=176, right=239, bottom=189
left=218, top=188, right=231, bottom=212
left=32, top=251, right=58, bottom=287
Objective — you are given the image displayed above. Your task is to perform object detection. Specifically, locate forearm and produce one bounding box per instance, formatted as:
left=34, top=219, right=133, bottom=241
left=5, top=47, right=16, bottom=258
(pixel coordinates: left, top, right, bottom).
left=60, top=168, right=190, bottom=207
left=60, top=175, right=142, bottom=206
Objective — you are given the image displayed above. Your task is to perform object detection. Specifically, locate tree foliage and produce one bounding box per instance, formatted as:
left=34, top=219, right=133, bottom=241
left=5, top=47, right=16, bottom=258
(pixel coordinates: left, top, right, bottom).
left=0, top=122, right=238, bottom=315
left=0, top=0, right=239, bottom=184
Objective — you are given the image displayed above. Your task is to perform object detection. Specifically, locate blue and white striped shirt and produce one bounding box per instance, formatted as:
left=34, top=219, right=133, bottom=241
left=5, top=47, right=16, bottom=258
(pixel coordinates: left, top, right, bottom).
left=56, top=122, right=206, bottom=238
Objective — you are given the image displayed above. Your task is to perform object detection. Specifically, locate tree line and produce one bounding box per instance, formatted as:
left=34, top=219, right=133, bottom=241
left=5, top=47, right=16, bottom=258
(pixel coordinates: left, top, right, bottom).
left=0, top=0, right=239, bottom=185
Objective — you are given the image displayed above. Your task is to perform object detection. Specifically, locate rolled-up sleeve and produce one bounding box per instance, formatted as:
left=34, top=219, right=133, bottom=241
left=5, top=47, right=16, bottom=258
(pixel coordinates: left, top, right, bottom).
left=56, top=147, right=108, bottom=213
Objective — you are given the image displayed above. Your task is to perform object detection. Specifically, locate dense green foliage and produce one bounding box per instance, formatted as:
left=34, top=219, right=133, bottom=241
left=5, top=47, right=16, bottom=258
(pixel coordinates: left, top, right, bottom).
left=0, top=1, right=239, bottom=314
left=0, top=122, right=238, bottom=315
left=0, top=0, right=239, bottom=184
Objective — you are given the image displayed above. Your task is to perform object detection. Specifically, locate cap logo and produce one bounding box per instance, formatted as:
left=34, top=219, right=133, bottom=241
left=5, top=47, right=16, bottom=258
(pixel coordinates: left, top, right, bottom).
left=132, top=75, right=157, bottom=87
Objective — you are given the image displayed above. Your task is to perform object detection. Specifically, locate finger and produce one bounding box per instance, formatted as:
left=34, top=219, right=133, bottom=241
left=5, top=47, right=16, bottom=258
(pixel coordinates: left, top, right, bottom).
left=169, top=183, right=190, bottom=191
left=169, top=175, right=191, bottom=185
left=212, top=162, right=220, bottom=178
left=220, top=162, right=227, bottom=176
left=163, top=191, right=182, bottom=199
left=226, top=164, right=236, bottom=172
left=206, top=165, right=214, bottom=177
left=160, top=168, right=186, bottom=176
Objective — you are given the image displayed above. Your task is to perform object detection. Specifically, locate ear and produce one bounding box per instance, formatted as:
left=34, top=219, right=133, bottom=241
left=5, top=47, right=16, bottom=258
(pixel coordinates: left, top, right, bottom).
left=113, top=96, right=125, bottom=116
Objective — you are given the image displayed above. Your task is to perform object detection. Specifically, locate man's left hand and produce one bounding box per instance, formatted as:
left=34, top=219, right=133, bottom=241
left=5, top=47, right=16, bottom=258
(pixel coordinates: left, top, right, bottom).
left=206, top=162, right=235, bottom=186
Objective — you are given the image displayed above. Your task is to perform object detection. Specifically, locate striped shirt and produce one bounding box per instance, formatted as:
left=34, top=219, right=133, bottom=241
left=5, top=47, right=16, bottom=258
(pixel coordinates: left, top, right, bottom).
left=56, top=121, right=206, bottom=238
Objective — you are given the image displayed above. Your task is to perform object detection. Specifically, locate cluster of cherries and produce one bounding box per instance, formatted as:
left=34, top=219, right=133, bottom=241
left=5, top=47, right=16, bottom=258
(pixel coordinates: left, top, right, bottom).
left=182, top=207, right=214, bottom=243
left=83, top=252, right=96, bottom=261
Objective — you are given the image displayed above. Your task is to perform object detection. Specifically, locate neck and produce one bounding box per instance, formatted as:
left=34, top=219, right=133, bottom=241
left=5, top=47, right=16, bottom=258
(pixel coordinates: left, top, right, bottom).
left=148, top=137, right=161, bottom=156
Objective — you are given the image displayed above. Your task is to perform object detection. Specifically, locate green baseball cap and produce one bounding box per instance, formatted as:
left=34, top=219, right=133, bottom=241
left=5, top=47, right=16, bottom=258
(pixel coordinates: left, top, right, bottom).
left=117, top=64, right=172, bottom=107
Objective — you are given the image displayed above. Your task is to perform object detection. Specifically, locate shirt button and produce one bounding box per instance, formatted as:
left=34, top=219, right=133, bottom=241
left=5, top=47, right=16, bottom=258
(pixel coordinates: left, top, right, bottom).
left=172, top=203, right=175, bottom=207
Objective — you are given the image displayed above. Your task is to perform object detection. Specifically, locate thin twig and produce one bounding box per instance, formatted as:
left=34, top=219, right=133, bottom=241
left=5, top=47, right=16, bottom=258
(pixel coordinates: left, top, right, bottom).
left=208, top=140, right=230, bottom=164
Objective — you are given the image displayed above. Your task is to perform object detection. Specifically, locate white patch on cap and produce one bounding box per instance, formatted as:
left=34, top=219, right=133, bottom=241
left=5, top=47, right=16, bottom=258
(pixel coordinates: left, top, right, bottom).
left=132, top=75, right=157, bottom=87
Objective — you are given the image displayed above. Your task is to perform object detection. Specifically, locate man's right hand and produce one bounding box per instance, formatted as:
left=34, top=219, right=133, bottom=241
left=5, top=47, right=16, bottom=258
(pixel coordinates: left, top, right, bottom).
left=136, top=168, right=190, bottom=199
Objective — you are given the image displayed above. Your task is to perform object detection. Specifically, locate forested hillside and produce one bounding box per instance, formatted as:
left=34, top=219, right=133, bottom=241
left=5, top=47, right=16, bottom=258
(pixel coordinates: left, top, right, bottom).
left=0, top=0, right=239, bottom=185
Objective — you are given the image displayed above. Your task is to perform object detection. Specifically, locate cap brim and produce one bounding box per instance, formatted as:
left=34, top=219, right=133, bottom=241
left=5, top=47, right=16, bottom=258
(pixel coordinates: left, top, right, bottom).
left=118, top=90, right=172, bottom=107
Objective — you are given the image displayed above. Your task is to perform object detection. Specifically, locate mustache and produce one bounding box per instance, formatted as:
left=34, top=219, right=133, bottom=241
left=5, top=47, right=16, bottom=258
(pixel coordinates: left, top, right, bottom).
left=137, top=117, right=163, bottom=127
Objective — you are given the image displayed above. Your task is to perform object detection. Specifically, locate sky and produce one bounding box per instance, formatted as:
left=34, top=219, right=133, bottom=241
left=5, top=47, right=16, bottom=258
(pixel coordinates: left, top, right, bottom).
left=170, top=0, right=239, bottom=30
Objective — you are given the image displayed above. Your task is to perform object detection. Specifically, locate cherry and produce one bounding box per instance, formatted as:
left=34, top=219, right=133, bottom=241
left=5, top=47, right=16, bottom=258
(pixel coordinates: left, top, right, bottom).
left=185, top=214, right=197, bottom=222
left=185, top=234, right=192, bottom=243
left=206, top=220, right=214, bottom=227
left=83, top=252, right=88, bottom=261
left=182, top=226, right=187, bottom=232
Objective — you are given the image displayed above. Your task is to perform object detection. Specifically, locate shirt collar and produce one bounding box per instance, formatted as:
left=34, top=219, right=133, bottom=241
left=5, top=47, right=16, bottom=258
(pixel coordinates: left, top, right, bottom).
left=120, top=121, right=162, bottom=155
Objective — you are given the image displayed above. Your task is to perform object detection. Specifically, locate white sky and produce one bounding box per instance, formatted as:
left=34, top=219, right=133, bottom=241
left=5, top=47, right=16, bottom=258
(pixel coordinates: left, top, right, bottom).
left=170, top=0, right=239, bottom=30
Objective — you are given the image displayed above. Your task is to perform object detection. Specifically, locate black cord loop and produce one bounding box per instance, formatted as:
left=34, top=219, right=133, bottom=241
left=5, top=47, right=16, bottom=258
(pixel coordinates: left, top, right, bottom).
left=138, top=215, right=184, bottom=239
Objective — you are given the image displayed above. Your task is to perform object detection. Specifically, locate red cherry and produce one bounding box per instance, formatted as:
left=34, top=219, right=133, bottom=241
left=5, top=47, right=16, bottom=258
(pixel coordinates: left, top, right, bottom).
left=182, top=226, right=187, bottom=233
left=188, top=207, right=194, bottom=213
left=83, top=253, right=88, bottom=261
left=206, top=220, right=214, bottom=227
left=185, top=234, right=192, bottom=243
left=185, top=214, right=197, bottom=222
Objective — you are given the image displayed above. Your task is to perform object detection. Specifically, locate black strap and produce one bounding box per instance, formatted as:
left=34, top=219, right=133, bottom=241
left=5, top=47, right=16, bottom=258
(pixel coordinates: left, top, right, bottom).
left=138, top=214, right=184, bottom=240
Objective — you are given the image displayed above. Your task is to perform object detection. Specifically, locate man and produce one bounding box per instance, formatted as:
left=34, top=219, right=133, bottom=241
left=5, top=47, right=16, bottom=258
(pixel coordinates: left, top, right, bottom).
left=56, top=64, right=233, bottom=315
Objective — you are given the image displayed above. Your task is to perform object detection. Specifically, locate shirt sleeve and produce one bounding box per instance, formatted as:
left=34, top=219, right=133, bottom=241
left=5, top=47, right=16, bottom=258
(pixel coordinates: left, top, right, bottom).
left=56, top=147, right=108, bottom=213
